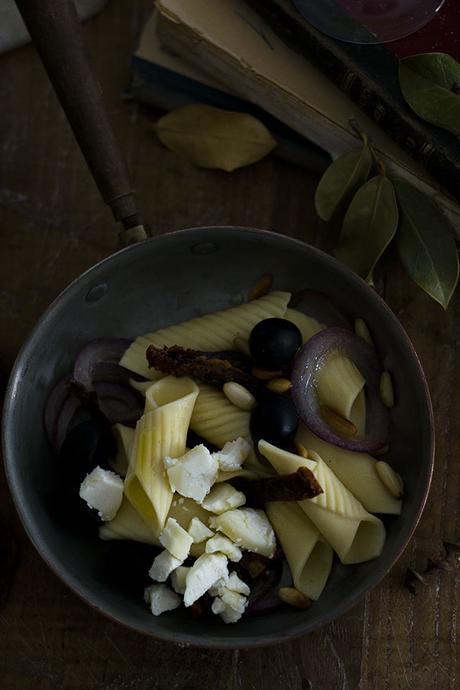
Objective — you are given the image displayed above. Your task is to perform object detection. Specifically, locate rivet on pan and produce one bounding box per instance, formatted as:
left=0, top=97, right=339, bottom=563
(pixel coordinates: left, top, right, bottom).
left=190, top=242, right=218, bottom=255
left=85, top=283, right=108, bottom=303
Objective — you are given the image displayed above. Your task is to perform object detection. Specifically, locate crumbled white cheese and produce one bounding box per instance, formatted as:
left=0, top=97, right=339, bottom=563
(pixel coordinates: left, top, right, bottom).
left=159, top=517, right=193, bottom=561
left=170, top=566, right=190, bottom=595
left=205, top=534, right=242, bottom=562
left=188, top=517, right=214, bottom=543
left=211, top=588, right=248, bottom=624
left=149, top=549, right=183, bottom=582
left=226, top=572, right=251, bottom=596
left=79, top=466, right=123, bottom=521
left=165, top=445, right=218, bottom=503
left=209, top=572, right=250, bottom=598
left=201, top=483, right=246, bottom=514
left=212, top=437, right=251, bottom=472
left=220, top=588, right=247, bottom=615
left=208, top=577, right=228, bottom=598
left=183, top=553, right=228, bottom=607
left=209, top=508, right=276, bottom=558
left=144, top=584, right=181, bottom=616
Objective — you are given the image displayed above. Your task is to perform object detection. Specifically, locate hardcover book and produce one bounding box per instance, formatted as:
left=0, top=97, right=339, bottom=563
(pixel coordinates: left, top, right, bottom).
left=154, top=0, right=460, bottom=232
left=245, top=0, right=460, bottom=203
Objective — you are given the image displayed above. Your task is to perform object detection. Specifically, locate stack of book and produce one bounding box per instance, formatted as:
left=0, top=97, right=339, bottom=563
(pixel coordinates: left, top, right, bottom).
left=131, top=0, right=460, bottom=234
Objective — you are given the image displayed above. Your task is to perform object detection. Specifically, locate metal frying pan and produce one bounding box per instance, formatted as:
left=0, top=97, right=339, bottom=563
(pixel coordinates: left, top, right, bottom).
left=2, top=0, right=433, bottom=647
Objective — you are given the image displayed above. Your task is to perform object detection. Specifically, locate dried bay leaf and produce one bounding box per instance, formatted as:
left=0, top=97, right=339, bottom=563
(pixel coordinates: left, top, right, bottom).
left=394, top=180, right=459, bottom=309
left=335, top=175, right=398, bottom=280
left=399, top=53, right=460, bottom=137
left=155, top=104, right=277, bottom=172
left=314, top=146, right=372, bottom=221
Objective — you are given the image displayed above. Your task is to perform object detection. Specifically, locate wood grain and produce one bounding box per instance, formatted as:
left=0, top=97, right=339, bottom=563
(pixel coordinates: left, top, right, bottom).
left=0, top=2, right=458, bottom=689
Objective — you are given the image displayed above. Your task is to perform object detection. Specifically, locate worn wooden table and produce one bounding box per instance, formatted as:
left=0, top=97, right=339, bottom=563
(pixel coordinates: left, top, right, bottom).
left=1, top=2, right=459, bottom=688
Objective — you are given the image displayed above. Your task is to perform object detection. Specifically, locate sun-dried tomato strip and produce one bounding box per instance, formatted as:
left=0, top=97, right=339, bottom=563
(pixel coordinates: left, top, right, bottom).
left=232, top=466, right=322, bottom=506
left=146, top=345, right=261, bottom=392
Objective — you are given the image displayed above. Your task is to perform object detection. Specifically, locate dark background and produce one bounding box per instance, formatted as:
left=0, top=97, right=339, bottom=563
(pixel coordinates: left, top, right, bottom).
left=1, top=1, right=459, bottom=688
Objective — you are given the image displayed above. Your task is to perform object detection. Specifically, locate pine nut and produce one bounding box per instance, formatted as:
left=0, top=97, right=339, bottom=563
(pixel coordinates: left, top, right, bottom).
left=294, top=441, right=309, bottom=459
left=321, top=406, right=357, bottom=437
left=380, top=371, right=394, bottom=407
left=223, top=382, right=256, bottom=411
left=375, top=461, right=404, bottom=498
left=278, top=587, right=311, bottom=609
left=248, top=273, right=273, bottom=301
left=354, top=318, right=373, bottom=346
left=266, top=378, right=292, bottom=394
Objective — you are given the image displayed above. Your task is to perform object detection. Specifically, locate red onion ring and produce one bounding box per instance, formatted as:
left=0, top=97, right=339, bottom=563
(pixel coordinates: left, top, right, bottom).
left=44, top=376, right=81, bottom=452
left=73, top=338, right=132, bottom=391
left=291, top=327, right=389, bottom=453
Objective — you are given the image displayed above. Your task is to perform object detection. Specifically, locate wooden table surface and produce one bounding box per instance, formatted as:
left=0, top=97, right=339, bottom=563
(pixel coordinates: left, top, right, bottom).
left=1, top=2, right=459, bottom=688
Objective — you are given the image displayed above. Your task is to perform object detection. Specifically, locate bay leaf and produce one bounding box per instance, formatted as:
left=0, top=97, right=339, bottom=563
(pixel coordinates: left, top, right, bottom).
left=155, top=104, right=277, bottom=172
left=394, top=179, right=459, bottom=309
left=314, top=146, right=372, bottom=222
left=399, top=53, right=460, bottom=137
left=335, top=175, right=398, bottom=280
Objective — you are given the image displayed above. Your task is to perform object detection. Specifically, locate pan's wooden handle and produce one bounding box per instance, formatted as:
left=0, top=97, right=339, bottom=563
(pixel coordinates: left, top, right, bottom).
left=15, top=0, right=146, bottom=241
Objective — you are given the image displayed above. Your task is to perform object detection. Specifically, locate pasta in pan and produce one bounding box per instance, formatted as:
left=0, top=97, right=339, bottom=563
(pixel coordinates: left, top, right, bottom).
left=59, top=286, right=403, bottom=625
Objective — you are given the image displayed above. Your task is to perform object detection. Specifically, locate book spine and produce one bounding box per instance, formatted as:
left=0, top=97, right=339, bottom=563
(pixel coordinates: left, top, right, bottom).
left=244, top=0, right=460, bottom=204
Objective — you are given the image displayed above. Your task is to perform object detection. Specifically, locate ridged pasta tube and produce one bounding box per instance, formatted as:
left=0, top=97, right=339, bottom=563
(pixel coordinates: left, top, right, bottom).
left=190, top=384, right=250, bottom=448
left=259, top=440, right=386, bottom=565
left=124, top=376, right=199, bottom=536
left=120, top=291, right=291, bottom=379
left=265, top=501, right=333, bottom=600
left=296, top=425, right=401, bottom=515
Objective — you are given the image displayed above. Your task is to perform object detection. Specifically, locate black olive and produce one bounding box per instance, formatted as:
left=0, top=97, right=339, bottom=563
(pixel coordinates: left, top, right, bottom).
left=249, top=318, right=302, bottom=368
left=250, top=396, right=298, bottom=446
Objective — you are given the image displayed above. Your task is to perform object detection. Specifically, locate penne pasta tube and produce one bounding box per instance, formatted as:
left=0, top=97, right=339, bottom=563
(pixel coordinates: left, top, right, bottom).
left=266, top=501, right=333, bottom=600
left=297, top=425, right=401, bottom=515
left=120, top=291, right=291, bottom=379
left=124, top=376, right=199, bottom=536
left=259, top=440, right=386, bottom=565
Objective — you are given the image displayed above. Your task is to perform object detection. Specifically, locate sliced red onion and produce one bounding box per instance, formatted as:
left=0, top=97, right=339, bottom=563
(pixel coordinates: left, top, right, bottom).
left=44, top=376, right=71, bottom=444
left=44, top=376, right=81, bottom=452
left=54, top=395, right=82, bottom=451
left=246, top=558, right=292, bottom=615
left=289, top=290, right=351, bottom=330
left=291, top=327, right=389, bottom=453
left=73, top=338, right=132, bottom=391
left=94, top=382, right=143, bottom=426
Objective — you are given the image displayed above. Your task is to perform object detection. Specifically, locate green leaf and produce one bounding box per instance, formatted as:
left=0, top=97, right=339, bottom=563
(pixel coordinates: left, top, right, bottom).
left=399, top=53, right=460, bottom=137
left=335, top=175, right=399, bottom=280
left=394, top=179, right=459, bottom=309
left=314, top=146, right=372, bottom=221
left=155, top=104, right=277, bottom=172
